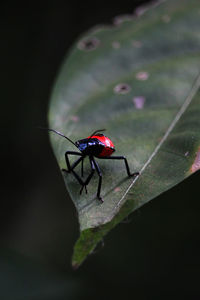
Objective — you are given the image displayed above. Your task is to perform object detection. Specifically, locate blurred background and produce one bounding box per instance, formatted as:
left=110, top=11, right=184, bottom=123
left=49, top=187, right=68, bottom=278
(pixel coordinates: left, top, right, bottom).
left=1, top=1, right=200, bottom=299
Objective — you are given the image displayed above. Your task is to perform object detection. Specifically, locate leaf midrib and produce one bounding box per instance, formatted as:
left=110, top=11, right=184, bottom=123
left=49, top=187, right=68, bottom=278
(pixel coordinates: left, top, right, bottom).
left=103, top=72, right=200, bottom=224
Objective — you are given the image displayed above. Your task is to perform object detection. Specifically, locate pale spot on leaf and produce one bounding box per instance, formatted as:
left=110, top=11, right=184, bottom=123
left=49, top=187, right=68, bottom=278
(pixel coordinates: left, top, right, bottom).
left=136, top=71, right=149, bottom=81
left=112, top=41, right=121, bottom=49
left=162, top=14, right=171, bottom=23
left=114, top=83, right=131, bottom=94
left=70, top=115, right=79, bottom=122
left=132, top=40, right=142, bottom=48
left=133, top=96, right=145, bottom=109
left=190, top=147, right=200, bottom=173
left=113, top=14, right=132, bottom=26
left=77, top=37, right=100, bottom=51
left=114, top=187, right=121, bottom=193
left=134, top=6, right=148, bottom=17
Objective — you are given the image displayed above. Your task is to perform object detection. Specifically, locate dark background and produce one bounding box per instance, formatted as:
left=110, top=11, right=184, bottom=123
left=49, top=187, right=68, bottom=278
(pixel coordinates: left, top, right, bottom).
left=1, top=1, right=200, bottom=299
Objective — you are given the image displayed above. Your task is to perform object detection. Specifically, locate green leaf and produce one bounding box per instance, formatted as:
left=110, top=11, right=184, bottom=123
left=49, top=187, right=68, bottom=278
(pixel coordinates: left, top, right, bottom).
left=48, top=0, right=200, bottom=268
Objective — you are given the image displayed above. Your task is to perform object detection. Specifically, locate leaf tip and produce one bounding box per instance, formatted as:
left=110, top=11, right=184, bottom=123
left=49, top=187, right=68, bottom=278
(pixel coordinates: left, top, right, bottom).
left=72, top=261, right=80, bottom=271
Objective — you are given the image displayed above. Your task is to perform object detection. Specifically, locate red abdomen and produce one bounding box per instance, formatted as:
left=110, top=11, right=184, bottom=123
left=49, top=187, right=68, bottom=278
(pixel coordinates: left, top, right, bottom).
left=91, top=135, right=115, bottom=157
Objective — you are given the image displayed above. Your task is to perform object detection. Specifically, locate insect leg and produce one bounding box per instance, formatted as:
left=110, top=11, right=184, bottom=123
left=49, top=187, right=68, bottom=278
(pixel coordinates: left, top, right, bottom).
left=63, top=165, right=85, bottom=186
left=62, top=151, right=86, bottom=189
left=92, top=158, right=103, bottom=202
left=81, top=159, right=84, bottom=177
left=71, top=169, right=84, bottom=186
left=98, top=156, right=139, bottom=177
left=80, top=156, right=95, bottom=195
left=63, top=164, right=86, bottom=192
left=63, top=151, right=83, bottom=172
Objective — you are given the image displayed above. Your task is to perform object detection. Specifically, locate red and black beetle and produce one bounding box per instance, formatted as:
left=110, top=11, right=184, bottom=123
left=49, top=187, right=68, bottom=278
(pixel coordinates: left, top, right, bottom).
left=47, top=128, right=139, bottom=202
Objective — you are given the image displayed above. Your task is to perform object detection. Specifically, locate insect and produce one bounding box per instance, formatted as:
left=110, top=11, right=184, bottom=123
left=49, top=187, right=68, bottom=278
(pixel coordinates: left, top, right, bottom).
left=47, top=128, right=139, bottom=202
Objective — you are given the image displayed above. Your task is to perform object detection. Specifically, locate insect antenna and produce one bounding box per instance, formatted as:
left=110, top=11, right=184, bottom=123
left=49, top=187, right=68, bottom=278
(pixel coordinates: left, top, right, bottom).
left=38, top=127, right=77, bottom=147
left=89, top=129, right=106, bottom=139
